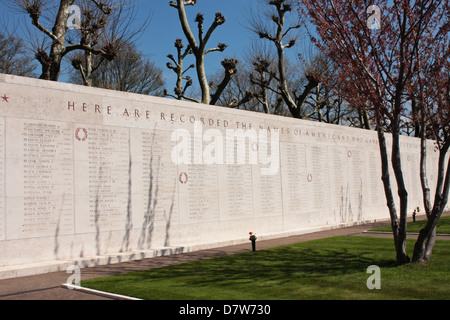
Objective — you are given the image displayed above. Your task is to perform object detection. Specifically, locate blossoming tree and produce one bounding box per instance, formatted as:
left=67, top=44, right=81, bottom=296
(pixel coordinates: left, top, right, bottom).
left=300, top=0, right=449, bottom=264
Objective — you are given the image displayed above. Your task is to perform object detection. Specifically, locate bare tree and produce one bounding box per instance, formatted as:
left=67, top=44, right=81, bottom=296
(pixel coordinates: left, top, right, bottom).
left=302, top=54, right=372, bottom=128
left=210, top=57, right=241, bottom=105
left=169, top=0, right=237, bottom=105
left=164, top=38, right=196, bottom=101
left=246, top=43, right=282, bottom=114
left=13, top=0, right=138, bottom=81
left=70, top=42, right=165, bottom=96
left=248, top=0, right=320, bottom=119
left=0, top=32, right=37, bottom=77
left=68, top=0, right=148, bottom=86
left=208, top=60, right=254, bottom=108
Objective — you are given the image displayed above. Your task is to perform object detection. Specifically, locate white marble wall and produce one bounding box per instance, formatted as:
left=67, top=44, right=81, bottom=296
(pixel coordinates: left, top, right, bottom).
left=0, top=74, right=447, bottom=276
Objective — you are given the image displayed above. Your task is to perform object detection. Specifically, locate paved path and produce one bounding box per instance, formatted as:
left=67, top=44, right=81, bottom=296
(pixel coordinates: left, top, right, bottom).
left=0, top=214, right=448, bottom=300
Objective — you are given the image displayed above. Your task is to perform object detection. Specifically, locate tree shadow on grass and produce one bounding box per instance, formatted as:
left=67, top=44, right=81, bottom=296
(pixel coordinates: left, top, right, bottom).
left=166, top=246, right=397, bottom=288
left=82, top=237, right=450, bottom=300
left=93, top=241, right=396, bottom=292
left=83, top=238, right=400, bottom=299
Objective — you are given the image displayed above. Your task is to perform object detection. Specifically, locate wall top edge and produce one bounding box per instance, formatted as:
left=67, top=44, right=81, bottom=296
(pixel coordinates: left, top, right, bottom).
left=0, top=73, right=426, bottom=142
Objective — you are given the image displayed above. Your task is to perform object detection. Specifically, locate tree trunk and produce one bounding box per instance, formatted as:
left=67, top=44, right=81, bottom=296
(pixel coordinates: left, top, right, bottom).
left=81, top=32, right=94, bottom=87
left=411, top=99, right=421, bottom=138
left=176, top=50, right=184, bottom=99
left=413, top=210, right=441, bottom=263
left=38, top=56, right=51, bottom=80
left=413, top=139, right=450, bottom=263
left=412, top=115, right=433, bottom=263
left=38, top=0, right=74, bottom=81
left=48, top=52, right=64, bottom=81
left=362, top=108, right=372, bottom=130
left=377, top=128, right=400, bottom=251
left=262, top=85, right=269, bottom=114
left=424, top=227, right=437, bottom=261
left=377, top=125, right=410, bottom=264
left=195, top=54, right=210, bottom=104
left=272, top=8, right=298, bottom=118
left=391, top=130, right=410, bottom=264
left=276, top=45, right=297, bottom=117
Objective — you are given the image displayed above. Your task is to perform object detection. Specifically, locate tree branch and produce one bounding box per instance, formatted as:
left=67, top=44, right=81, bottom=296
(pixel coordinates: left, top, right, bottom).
left=210, top=58, right=238, bottom=105
left=282, top=24, right=300, bottom=38
left=229, top=91, right=254, bottom=108
left=90, top=0, right=112, bottom=15
left=171, top=0, right=199, bottom=52
left=204, top=43, right=227, bottom=55
left=201, top=12, right=226, bottom=51
left=31, top=17, right=58, bottom=42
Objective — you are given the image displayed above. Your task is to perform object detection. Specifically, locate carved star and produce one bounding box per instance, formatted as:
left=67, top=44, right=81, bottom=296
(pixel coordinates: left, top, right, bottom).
left=1, top=95, right=8, bottom=102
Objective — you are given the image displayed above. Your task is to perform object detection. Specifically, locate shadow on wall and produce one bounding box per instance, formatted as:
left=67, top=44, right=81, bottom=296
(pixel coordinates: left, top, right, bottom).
left=51, top=126, right=177, bottom=263
left=137, top=127, right=176, bottom=251
left=337, top=179, right=364, bottom=224
left=121, top=137, right=134, bottom=253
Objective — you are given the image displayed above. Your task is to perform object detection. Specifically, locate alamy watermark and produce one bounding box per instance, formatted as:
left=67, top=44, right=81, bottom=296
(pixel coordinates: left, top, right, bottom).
left=366, top=265, right=381, bottom=290
left=367, top=5, right=381, bottom=30
left=66, top=265, right=81, bottom=288
left=67, top=5, right=82, bottom=30
left=171, top=121, right=280, bottom=176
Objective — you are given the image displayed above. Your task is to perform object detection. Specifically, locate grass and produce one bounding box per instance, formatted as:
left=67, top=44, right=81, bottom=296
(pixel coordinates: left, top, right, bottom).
left=81, top=236, right=450, bottom=300
left=370, top=215, right=450, bottom=233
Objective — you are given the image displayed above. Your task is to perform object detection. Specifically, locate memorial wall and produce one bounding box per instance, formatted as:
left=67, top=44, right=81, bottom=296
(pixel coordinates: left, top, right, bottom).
left=0, top=74, right=447, bottom=278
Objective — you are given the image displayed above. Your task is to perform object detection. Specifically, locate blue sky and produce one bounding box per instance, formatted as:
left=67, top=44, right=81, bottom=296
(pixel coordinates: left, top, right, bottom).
left=133, top=0, right=258, bottom=86
left=129, top=0, right=308, bottom=87
left=0, top=0, right=308, bottom=87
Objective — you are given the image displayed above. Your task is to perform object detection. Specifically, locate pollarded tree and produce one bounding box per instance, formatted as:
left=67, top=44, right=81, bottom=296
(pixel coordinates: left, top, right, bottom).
left=248, top=47, right=281, bottom=114
left=164, top=38, right=195, bottom=101
left=169, top=0, right=237, bottom=105
left=248, top=0, right=321, bottom=119
left=301, top=0, right=447, bottom=264
left=12, top=0, right=133, bottom=81
left=207, top=61, right=255, bottom=109
left=67, top=0, right=146, bottom=87
left=297, top=53, right=368, bottom=127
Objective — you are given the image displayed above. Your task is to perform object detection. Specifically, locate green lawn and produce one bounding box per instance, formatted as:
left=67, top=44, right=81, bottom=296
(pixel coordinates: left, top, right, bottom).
left=81, top=236, right=450, bottom=300
left=371, top=215, right=450, bottom=233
